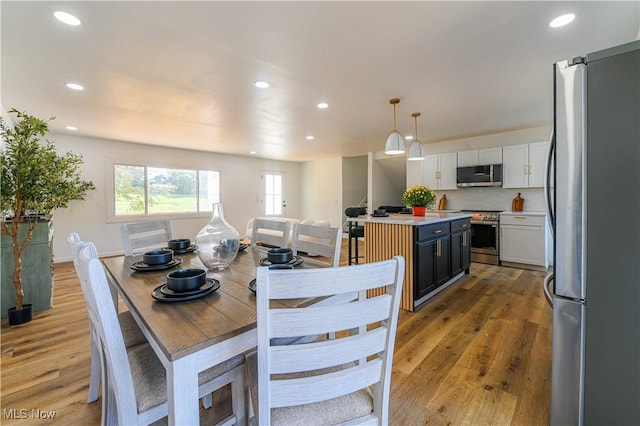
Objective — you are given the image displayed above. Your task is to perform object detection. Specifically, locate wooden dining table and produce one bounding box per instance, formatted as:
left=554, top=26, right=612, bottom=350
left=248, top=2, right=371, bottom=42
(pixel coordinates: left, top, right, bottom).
left=101, top=246, right=331, bottom=425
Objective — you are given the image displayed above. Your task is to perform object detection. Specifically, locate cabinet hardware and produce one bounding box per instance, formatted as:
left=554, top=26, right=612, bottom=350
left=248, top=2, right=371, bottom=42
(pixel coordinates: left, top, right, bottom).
left=436, top=239, right=441, bottom=257
left=514, top=216, right=527, bottom=219
left=463, top=231, right=467, bottom=246
left=433, top=229, right=442, bottom=234
left=524, top=165, right=528, bottom=175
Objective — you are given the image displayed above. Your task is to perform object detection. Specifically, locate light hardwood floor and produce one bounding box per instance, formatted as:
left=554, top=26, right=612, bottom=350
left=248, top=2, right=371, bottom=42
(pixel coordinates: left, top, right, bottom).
left=1, top=241, right=551, bottom=425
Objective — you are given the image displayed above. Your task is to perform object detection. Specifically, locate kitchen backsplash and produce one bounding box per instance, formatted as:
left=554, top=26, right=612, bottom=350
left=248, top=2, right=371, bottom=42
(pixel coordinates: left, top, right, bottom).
left=434, top=187, right=546, bottom=212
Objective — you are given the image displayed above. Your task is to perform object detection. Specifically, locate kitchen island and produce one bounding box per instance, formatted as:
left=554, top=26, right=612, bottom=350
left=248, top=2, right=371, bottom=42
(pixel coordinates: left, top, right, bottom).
left=348, top=212, right=472, bottom=311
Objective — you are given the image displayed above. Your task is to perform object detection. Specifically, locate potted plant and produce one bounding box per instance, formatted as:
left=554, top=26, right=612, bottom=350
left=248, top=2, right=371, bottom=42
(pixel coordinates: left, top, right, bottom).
left=402, top=184, right=436, bottom=216
left=1, top=108, right=94, bottom=325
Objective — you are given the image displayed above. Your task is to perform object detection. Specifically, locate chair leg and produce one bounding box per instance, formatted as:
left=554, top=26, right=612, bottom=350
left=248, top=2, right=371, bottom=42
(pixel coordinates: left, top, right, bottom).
left=202, top=393, right=213, bottom=409
left=88, top=324, right=101, bottom=403
left=231, top=366, right=246, bottom=426
left=354, top=235, right=359, bottom=264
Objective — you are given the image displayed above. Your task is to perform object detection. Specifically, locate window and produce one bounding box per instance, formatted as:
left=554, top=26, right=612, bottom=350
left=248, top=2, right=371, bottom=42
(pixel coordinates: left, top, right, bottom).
left=263, top=171, right=284, bottom=216
left=114, top=164, right=219, bottom=216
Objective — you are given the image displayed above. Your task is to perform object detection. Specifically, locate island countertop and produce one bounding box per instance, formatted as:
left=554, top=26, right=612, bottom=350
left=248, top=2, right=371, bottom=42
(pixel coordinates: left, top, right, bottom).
left=347, top=212, right=472, bottom=226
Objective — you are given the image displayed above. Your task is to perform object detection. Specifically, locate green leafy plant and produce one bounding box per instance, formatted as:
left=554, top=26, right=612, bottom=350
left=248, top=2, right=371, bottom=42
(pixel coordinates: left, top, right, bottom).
left=1, top=108, right=95, bottom=311
left=402, top=184, right=437, bottom=208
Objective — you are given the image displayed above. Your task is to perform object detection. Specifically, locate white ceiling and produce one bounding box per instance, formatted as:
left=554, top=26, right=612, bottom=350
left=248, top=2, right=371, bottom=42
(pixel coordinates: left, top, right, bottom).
left=2, top=1, right=638, bottom=162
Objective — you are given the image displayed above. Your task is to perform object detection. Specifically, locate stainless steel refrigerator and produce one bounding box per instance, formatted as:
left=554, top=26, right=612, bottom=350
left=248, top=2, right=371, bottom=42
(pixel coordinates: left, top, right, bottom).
left=544, top=40, right=639, bottom=425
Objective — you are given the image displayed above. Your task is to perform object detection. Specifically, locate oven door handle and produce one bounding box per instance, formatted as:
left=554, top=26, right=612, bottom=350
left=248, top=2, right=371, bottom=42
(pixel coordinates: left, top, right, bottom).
left=470, top=220, right=498, bottom=226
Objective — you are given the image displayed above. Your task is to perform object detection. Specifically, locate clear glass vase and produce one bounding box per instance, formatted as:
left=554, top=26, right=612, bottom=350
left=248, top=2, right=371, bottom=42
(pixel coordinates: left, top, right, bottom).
left=195, top=203, right=240, bottom=270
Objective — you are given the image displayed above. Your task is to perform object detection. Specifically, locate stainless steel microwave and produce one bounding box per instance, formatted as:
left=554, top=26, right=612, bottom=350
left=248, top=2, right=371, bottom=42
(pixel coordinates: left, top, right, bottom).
left=456, top=164, right=502, bottom=187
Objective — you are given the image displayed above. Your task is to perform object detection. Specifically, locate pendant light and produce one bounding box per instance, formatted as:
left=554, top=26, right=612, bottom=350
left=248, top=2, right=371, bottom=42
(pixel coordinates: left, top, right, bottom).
left=384, top=98, right=405, bottom=155
left=407, top=112, right=426, bottom=161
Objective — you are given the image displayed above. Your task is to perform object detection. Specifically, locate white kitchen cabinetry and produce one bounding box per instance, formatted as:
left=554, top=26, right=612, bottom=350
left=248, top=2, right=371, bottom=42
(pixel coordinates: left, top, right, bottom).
left=499, top=212, right=547, bottom=268
left=457, top=147, right=502, bottom=167
left=423, top=153, right=457, bottom=190
left=502, top=141, right=549, bottom=188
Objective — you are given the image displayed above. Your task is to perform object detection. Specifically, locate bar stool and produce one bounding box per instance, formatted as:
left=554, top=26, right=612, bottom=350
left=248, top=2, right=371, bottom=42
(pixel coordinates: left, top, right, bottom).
left=345, top=207, right=366, bottom=265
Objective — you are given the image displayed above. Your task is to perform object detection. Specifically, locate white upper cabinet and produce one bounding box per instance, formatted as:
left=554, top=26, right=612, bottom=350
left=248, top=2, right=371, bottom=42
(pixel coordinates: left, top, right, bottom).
left=457, top=147, right=502, bottom=167
left=457, top=150, right=479, bottom=167
left=502, top=141, right=549, bottom=188
left=479, top=147, right=502, bottom=165
left=528, top=142, right=548, bottom=187
left=424, top=152, right=457, bottom=190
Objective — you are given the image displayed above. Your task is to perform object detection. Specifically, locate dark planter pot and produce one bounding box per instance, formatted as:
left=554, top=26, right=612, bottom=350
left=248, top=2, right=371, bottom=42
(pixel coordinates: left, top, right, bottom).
left=8, top=304, right=32, bottom=325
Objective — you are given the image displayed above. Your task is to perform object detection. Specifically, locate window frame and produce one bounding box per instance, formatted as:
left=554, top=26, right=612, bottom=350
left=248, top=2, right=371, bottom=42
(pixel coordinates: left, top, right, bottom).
left=106, top=160, right=221, bottom=223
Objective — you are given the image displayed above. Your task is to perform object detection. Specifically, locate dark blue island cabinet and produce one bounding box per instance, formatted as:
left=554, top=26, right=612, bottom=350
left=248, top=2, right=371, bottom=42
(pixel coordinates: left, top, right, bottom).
left=1, top=219, right=54, bottom=318
left=414, top=218, right=471, bottom=307
left=357, top=213, right=471, bottom=311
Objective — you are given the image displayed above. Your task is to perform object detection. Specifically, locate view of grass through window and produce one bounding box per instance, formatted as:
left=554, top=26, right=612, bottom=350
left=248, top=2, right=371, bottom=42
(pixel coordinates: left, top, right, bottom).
left=114, top=164, right=220, bottom=216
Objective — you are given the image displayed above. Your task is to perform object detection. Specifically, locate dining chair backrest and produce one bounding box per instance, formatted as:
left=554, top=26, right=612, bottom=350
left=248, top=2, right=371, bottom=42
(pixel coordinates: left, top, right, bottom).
left=67, top=232, right=103, bottom=404
left=250, top=218, right=290, bottom=249
left=253, top=255, right=405, bottom=425
left=67, top=232, right=86, bottom=281
left=120, top=220, right=172, bottom=256
left=291, top=223, right=342, bottom=267
left=78, top=243, right=142, bottom=423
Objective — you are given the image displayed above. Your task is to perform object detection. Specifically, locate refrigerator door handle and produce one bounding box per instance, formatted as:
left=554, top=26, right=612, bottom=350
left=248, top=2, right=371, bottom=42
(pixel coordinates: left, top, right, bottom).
left=544, top=130, right=555, bottom=239
left=554, top=60, right=586, bottom=300
left=543, top=273, right=554, bottom=307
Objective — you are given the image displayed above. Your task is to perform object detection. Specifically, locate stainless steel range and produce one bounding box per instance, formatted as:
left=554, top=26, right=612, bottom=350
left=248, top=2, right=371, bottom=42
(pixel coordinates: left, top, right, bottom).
left=460, top=210, right=501, bottom=265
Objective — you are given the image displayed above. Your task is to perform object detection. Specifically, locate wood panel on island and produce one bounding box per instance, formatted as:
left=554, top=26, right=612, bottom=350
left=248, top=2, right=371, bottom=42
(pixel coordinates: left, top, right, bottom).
left=352, top=212, right=471, bottom=311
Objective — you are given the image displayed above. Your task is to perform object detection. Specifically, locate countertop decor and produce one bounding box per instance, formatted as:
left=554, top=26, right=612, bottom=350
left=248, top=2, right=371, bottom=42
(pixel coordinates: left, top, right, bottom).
left=402, top=184, right=437, bottom=208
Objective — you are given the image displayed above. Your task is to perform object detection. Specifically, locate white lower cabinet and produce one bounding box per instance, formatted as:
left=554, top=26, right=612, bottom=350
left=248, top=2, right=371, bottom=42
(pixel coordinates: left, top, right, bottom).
left=499, top=213, right=547, bottom=268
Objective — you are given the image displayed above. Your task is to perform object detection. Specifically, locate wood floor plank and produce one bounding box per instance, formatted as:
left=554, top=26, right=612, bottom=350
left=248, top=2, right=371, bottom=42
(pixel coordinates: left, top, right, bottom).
left=1, top=241, right=552, bottom=425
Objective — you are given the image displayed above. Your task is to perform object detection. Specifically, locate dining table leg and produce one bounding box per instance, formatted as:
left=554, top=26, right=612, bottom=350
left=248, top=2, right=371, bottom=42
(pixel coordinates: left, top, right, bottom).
left=167, top=357, right=200, bottom=425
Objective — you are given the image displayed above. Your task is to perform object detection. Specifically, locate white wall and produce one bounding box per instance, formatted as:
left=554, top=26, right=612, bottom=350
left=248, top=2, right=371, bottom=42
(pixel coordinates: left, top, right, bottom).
left=341, top=155, right=367, bottom=223
left=50, top=133, right=301, bottom=261
left=369, top=151, right=407, bottom=212
left=300, top=158, right=343, bottom=228
left=30, top=124, right=554, bottom=261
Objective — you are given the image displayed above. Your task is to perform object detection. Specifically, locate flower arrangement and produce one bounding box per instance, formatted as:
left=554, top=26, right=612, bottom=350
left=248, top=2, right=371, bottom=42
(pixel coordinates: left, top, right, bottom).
left=402, top=184, right=437, bottom=208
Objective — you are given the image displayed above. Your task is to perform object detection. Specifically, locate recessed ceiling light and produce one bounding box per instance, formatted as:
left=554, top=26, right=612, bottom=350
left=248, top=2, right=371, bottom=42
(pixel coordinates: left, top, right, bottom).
left=306, top=135, right=314, bottom=140
left=249, top=151, right=257, bottom=155
left=254, top=81, right=270, bottom=89
left=65, top=126, right=78, bottom=131
left=54, top=11, right=81, bottom=26
left=405, top=135, right=414, bottom=140
left=317, top=102, right=328, bottom=109
left=550, top=13, right=575, bottom=28
left=66, top=82, right=84, bottom=91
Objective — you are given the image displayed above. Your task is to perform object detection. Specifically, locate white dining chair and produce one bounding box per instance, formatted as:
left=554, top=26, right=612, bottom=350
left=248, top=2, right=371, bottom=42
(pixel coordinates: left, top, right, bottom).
left=291, top=223, right=342, bottom=267
left=247, top=255, right=405, bottom=425
left=66, top=233, right=147, bottom=405
left=250, top=218, right=290, bottom=249
left=120, top=220, right=172, bottom=256
left=77, top=242, right=246, bottom=425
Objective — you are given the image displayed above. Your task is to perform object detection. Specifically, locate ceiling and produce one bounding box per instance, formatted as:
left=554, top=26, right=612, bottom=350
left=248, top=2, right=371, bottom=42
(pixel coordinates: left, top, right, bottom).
left=2, top=1, right=638, bottom=162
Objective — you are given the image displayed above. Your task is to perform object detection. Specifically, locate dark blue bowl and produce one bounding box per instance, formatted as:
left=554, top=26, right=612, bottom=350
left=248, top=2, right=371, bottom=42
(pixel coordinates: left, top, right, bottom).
left=143, top=249, right=174, bottom=265
left=166, top=269, right=206, bottom=292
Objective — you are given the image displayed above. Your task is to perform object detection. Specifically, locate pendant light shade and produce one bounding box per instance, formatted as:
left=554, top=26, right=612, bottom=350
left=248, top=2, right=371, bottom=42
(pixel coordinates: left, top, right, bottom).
left=384, top=98, right=405, bottom=155
left=407, top=112, right=425, bottom=161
